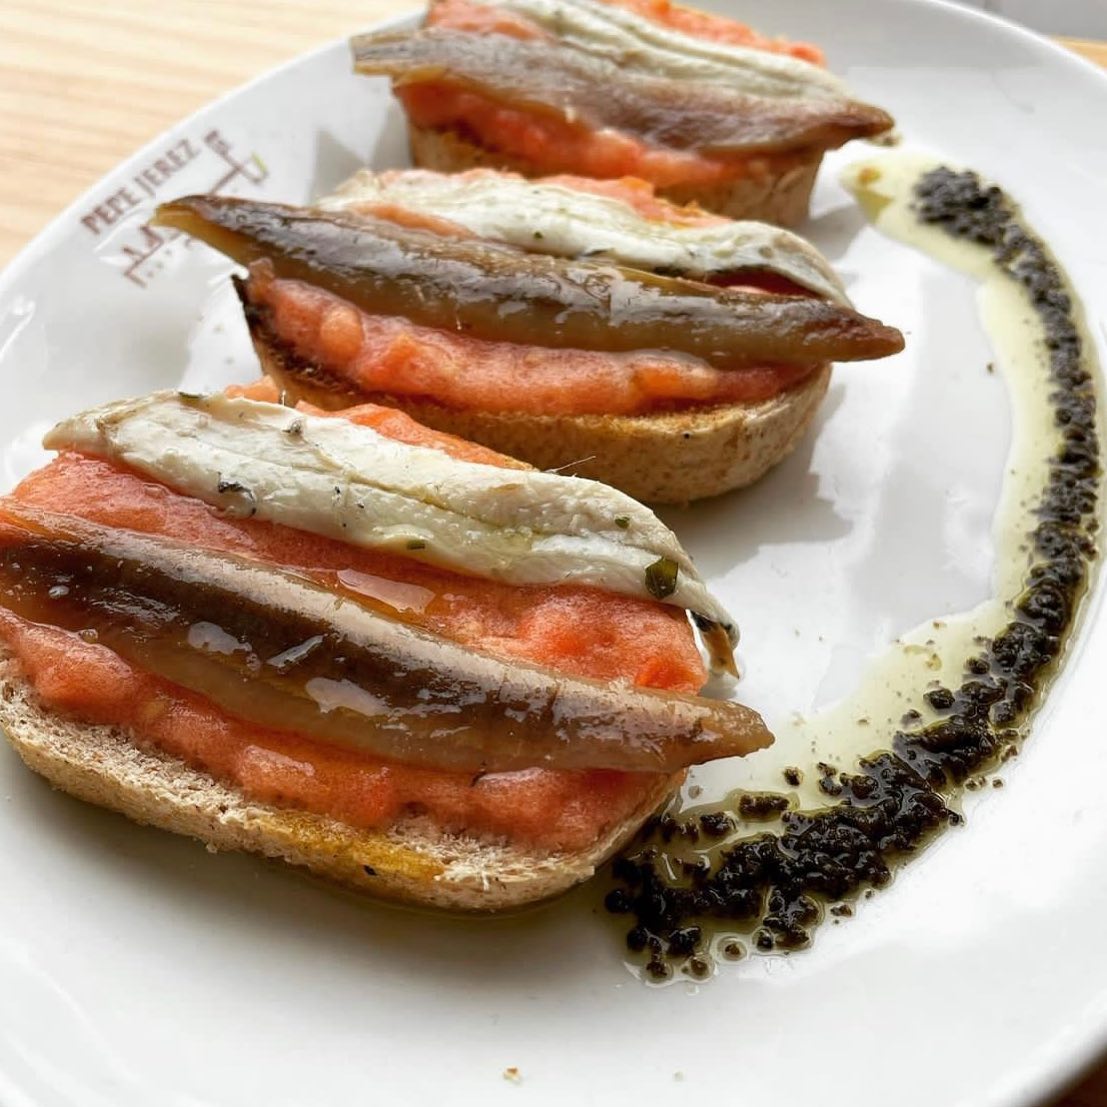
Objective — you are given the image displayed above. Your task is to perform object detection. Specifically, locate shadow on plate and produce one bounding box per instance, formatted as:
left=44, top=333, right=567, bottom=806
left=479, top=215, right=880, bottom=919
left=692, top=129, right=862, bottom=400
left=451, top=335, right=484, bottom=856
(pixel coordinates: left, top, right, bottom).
left=656, top=384, right=852, bottom=579
left=10, top=750, right=616, bottom=993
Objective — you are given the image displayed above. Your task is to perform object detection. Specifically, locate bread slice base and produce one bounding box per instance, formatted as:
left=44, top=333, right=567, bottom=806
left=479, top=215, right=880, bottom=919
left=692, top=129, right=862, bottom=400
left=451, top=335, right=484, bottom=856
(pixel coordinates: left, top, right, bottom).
left=408, top=123, right=822, bottom=226
left=371, top=368, right=832, bottom=504
left=258, top=342, right=831, bottom=506
left=0, top=650, right=673, bottom=911
left=240, top=288, right=831, bottom=504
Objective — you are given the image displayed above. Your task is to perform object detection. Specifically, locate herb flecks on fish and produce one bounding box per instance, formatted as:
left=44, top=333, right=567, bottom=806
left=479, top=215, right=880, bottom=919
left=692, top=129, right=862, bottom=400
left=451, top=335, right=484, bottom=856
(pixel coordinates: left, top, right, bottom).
left=46, top=391, right=741, bottom=671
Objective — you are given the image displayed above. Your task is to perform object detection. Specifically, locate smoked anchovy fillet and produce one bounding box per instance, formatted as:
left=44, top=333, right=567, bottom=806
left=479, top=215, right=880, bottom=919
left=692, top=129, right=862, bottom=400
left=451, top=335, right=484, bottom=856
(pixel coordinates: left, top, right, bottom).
left=350, top=29, right=893, bottom=156
left=317, top=169, right=850, bottom=301
left=45, top=392, right=740, bottom=670
left=153, top=196, right=903, bottom=368
left=0, top=505, right=772, bottom=774
left=464, top=0, right=848, bottom=100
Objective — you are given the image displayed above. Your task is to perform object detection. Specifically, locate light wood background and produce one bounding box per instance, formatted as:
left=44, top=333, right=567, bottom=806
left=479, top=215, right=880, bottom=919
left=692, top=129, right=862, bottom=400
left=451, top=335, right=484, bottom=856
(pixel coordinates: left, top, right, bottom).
left=0, top=0, right=1102, bottom=264
left=1, top=4, right=1107, bottom=1104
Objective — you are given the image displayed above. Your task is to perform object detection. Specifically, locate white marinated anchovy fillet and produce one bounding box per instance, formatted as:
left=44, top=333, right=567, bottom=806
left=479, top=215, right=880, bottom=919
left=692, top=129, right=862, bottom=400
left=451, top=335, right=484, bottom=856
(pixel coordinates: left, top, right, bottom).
left=318, top=169, right=849, bottom=303
left=470, top=0, right=846, bottom=100
left=45, top=392, right=739, bottom=667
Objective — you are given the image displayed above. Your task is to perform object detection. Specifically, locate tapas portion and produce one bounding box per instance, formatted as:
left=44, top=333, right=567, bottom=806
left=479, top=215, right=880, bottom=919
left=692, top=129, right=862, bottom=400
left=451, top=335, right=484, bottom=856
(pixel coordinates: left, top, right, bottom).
left=155, top=190, right=903, bottom=502
left=0, top=386, right=769, bottom=909
left=351, top=0, right=894, bottom=223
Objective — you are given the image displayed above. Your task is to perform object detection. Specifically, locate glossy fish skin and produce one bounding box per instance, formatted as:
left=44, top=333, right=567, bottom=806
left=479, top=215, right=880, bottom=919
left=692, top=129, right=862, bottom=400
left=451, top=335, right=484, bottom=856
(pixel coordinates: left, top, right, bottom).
left=154, top=195, right=904, bottom=369
left=350, top=29, right=894, bottom=156
left=0, top=506, right=773, bottom=774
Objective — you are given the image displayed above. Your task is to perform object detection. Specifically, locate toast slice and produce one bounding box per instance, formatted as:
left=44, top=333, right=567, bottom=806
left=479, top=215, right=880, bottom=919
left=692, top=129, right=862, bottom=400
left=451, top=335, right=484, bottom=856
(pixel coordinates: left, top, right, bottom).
left=0, top=648, right=673, bottom=911
left=243, top=289, right=832, bottom=504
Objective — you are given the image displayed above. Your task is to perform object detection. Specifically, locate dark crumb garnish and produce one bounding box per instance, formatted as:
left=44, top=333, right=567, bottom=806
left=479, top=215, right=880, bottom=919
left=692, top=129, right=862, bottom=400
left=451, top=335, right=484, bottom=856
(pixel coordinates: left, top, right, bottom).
left=698, top=812, right=732, bottom=838
left=736, top=793, right=789, bottom=820
left=607, top=168, right=1100, bottom=972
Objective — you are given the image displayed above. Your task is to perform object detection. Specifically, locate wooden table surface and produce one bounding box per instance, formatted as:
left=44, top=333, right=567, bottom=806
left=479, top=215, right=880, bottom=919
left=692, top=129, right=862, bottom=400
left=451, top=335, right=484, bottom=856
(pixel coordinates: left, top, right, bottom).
left=1, top=4, right=1107, bottom=1104
left=0, top=4, right=1103, bottom=260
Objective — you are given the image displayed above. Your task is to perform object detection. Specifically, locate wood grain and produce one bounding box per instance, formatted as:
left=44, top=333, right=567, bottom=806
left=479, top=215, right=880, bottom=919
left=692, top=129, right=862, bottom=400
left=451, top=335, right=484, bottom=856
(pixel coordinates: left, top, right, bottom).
left=1058, top=36, right=1107, bottom=69
left=1, top=6, right=1107, bottom=1105
left=0, top=0, right=418, bottom=265
left=1, top=8, right=1103, bottom=267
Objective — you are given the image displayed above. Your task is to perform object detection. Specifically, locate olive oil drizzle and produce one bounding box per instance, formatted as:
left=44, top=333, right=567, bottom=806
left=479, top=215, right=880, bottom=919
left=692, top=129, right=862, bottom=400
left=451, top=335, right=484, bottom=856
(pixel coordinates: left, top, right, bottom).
left=604, top=161, right=1101, bottom=981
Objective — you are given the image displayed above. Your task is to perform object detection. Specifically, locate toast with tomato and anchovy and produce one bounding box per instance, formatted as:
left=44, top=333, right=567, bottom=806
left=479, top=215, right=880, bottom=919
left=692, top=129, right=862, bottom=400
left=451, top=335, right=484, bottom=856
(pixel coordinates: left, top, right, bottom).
left=351, top=0, right=894, bottom=225
left=154, top=185, right=903, bottom=503
left=0, top=386, right=769, bottom=909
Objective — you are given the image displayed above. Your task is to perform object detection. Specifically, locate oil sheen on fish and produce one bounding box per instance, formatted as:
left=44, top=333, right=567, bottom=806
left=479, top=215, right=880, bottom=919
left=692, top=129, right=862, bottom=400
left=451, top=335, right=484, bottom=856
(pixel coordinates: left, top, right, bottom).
left=350, top=29, right=893, bottom=156
left=317, top=169, right=850, bottom=301
left=153, top=196, right=904, bottom=369
left=44, top=391, right=741, bottom=670
left=0, top=505, right=773, bottom=774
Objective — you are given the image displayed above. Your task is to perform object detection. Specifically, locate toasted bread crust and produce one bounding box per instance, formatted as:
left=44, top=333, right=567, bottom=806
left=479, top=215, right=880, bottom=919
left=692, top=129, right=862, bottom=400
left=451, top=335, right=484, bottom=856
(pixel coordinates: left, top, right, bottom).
left=366, top=370, right=832, bottom=503
left=240, top=286, right=831, bottom=504
left=0, top=650, right=673, bottom=911
left=252, top=338, right=831, bottom=505
left=407, top=123, right=822, bottom=226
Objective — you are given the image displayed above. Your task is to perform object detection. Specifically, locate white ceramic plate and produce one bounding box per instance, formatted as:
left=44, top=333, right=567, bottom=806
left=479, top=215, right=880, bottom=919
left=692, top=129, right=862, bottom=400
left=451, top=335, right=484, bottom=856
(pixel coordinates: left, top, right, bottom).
left=2, top=3, right=1107, bottom=1105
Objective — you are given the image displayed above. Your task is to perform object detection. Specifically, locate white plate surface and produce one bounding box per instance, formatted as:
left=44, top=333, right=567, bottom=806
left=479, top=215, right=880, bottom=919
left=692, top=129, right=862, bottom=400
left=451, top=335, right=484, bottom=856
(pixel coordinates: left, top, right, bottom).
left=1, top=2, right=1107, bottom=1105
